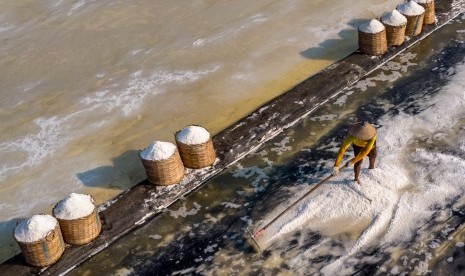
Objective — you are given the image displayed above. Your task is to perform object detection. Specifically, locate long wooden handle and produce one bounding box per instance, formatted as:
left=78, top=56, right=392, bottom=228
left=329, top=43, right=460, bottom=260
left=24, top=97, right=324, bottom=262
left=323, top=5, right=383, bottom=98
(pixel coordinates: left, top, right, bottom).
left=254, top=162, right=349, bottom=237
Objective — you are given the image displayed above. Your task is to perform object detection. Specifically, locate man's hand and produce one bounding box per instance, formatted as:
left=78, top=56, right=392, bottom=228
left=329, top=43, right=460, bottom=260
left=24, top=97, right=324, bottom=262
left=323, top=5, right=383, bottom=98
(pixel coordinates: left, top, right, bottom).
left=332, top=167, right=339, bottom=176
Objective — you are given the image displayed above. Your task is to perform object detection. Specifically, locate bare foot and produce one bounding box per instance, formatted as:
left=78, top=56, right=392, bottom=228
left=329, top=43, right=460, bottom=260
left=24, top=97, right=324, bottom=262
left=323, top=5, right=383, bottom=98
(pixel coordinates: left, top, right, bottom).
left=354, top=179, right=361, bottom=185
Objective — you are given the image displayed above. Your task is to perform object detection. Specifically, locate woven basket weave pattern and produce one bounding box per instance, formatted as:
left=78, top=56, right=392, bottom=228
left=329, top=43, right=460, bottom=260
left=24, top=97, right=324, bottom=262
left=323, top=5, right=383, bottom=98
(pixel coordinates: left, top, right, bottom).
left=383, top=23, right=406, bottom=46
left=140, top=149, right=185, bottom=186
left=404, top=13, right=424, bottom=36
left=418, top=1, right=435, bottom=25
left=175, top=139, right=216, bottom=169
left=15, top=224, right=65, bottom=267
left=55, top=207, right=101, bottom=245
left=358, top=30, right=387, bottom=56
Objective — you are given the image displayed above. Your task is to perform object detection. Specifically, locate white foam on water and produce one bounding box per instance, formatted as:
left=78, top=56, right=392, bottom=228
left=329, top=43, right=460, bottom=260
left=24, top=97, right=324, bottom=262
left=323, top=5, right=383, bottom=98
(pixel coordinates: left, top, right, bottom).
left=254, top=59, right=465, bottom=274
left=193, top=13, right=268, bottom=48
left=81, top=66, right=220, bottom=116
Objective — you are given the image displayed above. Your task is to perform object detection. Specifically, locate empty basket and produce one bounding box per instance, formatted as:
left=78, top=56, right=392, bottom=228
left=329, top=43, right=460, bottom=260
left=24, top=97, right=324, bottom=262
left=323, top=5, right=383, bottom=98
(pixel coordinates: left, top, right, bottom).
left=140, top=148, right=185, bottom=185
left=54, top=205, right=102, bottom=245
left=15, top=224, right=65, bottom=267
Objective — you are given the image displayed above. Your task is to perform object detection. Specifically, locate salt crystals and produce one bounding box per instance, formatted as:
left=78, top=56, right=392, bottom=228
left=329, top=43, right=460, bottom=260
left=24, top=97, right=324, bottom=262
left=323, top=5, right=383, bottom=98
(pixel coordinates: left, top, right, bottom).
left=14, top=214, right=58, bottom=243
left=358, top=19, right=385, bottom=34
left=176, top=125, right=210, bottom=145
left=54, top=193, right=95, bottom=220
left=140, top=141, right=176, bottom=161
left=397, top=1, right=425, bottom=16
left=381, top=10, right=407, bottom=26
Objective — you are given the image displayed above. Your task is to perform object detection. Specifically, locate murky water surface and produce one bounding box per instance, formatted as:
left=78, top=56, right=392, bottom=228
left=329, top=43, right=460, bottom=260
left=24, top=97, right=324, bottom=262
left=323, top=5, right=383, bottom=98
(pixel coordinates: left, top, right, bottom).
left=70, top=13, right=465, bottom=276
left=0, top=0, right=407, bottom=261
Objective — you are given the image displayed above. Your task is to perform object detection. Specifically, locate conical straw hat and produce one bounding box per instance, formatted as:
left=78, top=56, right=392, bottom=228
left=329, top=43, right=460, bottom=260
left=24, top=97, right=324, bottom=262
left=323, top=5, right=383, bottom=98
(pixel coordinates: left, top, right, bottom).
left=348, top=122, right=376, bottom=140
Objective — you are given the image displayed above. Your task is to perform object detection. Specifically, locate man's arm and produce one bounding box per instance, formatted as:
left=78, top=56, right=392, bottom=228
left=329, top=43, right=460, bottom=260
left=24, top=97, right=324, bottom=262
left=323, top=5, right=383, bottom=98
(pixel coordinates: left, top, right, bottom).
left=334, top=135, right=354, bottom=167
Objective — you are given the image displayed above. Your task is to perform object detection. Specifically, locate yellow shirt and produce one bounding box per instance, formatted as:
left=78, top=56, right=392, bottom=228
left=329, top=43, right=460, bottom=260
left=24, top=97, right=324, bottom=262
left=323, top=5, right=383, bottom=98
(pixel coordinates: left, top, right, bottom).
left=334, top=134, right=376, bottom=167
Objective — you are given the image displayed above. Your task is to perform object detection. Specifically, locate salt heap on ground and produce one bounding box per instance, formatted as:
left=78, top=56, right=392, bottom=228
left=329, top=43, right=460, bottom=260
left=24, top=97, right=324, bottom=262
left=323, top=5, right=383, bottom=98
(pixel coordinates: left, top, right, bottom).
left=54, top=193, right=95, bottom=220
left=381, top=10, right=407, bottom=26
left=397, top=1, right=425, bottom=16
left=176, top=125, right=210, bottom=145
left=358, top=19, right=385, bottom=33
left=140, top=141, right=177, bottom=161
left=14, top=215, right=58, bottom=243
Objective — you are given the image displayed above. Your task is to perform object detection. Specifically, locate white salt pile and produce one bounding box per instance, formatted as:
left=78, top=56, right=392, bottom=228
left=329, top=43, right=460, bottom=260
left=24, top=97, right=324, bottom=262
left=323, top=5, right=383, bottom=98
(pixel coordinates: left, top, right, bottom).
left=14, top=215, right=58, bottom=243
left=176, top=125, right=210, bottom=145
left=140, top=141, right=176, bottom=161
left=397, top=1, right=425, bottom=16
left=358, top=19, right=385, bottom=34
left=413, top=0, right=433, bottom=3
left=381, top=10, right=407, bottom=26
left=54, top=193, right=95, bottom=220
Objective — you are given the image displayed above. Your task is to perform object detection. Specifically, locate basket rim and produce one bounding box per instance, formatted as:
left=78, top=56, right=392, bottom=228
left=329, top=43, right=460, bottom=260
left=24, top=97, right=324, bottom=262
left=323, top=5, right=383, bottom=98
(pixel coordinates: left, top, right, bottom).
left=175, top=137, right=213, bottom=147
left=381, top=21, right=407, bottom=28
left=52, top=194, right=97, bottom=221
left=358, top=29, right=386, bottom=35
left=14, top=223, right=60, bottom=245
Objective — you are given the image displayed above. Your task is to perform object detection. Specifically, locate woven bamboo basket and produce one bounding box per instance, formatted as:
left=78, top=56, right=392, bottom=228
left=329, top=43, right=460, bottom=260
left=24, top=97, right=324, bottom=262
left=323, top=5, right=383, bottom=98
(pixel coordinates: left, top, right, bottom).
left=14, top=224, right=65, bottom=267
left=358, top=29, right=387, bottom=56
left=140, top=148, right=185, bottom=185
left=417, top=1, right=435, bottom=25
left=53, top=205, right=101, bottom=245
left=403, top=13, right=424, bottom=36
left=175, top=135, right=216, bottom=169
left=382, top=22, right=406, bottom=46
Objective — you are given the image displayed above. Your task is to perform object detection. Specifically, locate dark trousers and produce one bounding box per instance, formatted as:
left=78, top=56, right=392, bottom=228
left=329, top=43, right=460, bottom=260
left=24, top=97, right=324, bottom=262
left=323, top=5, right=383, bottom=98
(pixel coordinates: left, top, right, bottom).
left=352, top=142, right=377, bottom=181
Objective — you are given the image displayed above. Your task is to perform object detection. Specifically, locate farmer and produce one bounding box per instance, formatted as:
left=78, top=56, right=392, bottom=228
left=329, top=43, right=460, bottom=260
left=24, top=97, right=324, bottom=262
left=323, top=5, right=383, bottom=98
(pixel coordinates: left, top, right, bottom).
left=332, top=122, right=377, bottom=184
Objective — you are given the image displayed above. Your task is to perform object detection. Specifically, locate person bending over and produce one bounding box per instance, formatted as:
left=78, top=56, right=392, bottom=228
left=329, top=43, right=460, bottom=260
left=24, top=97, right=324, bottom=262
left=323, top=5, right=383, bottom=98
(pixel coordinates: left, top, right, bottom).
left=332, top=122, right=377, bottom=184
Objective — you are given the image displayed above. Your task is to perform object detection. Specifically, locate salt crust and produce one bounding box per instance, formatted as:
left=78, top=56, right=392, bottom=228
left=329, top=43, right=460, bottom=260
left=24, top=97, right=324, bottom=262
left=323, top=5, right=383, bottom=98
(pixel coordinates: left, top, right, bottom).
left=176, top=126, right=210, bottom=145
left=54, top=193, right=95, bottom=220
left=140, top=141, right=176, bottom=161
left=381, top=10, right=407, bottom=26
left=413, top=0, right=433, bottom=4
left=397, top=1, right=425, bottom=16
left=358, top=19, right=385, bottom=33
left=14, top=214, right=58, bottom=243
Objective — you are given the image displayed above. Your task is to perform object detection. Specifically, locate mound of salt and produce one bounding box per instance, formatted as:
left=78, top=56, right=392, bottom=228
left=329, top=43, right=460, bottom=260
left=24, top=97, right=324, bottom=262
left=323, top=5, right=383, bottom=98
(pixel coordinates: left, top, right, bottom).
left=397, top=1, right=425, bottom=16
left=14, top=215, right=58, bottom=243
left=176, top=125, right=210, bottom=145
left=381, top=10, right=407, bottom=26
left=358, top=19, right=385, bottom=34
left=140, top=141, right=176, bottom=161
left=54, top=193, right=95, bottom=220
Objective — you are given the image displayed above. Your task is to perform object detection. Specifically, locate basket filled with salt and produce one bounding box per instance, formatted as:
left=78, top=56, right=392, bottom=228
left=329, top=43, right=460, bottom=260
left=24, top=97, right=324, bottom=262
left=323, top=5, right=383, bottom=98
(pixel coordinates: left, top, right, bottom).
left=14, top=214, right=65, bottom=267
left=53, top=193, right=101, bottom=245
left=397, top=1, right=425, bottom=36
left=175, top=125, right=216, bottom=169
left=358, top=19, right=387, bottom=56
left=380, top=10, right=407, bottom=46
left=413, top=0, right=435, bottom=25
left=139, top=141, right=185, bottom=185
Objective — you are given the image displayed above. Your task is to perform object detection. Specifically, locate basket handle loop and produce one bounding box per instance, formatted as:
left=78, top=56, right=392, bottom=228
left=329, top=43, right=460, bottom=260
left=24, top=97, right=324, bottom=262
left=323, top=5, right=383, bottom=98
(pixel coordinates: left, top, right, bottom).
left=45, top=228, right=56, bottom=242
